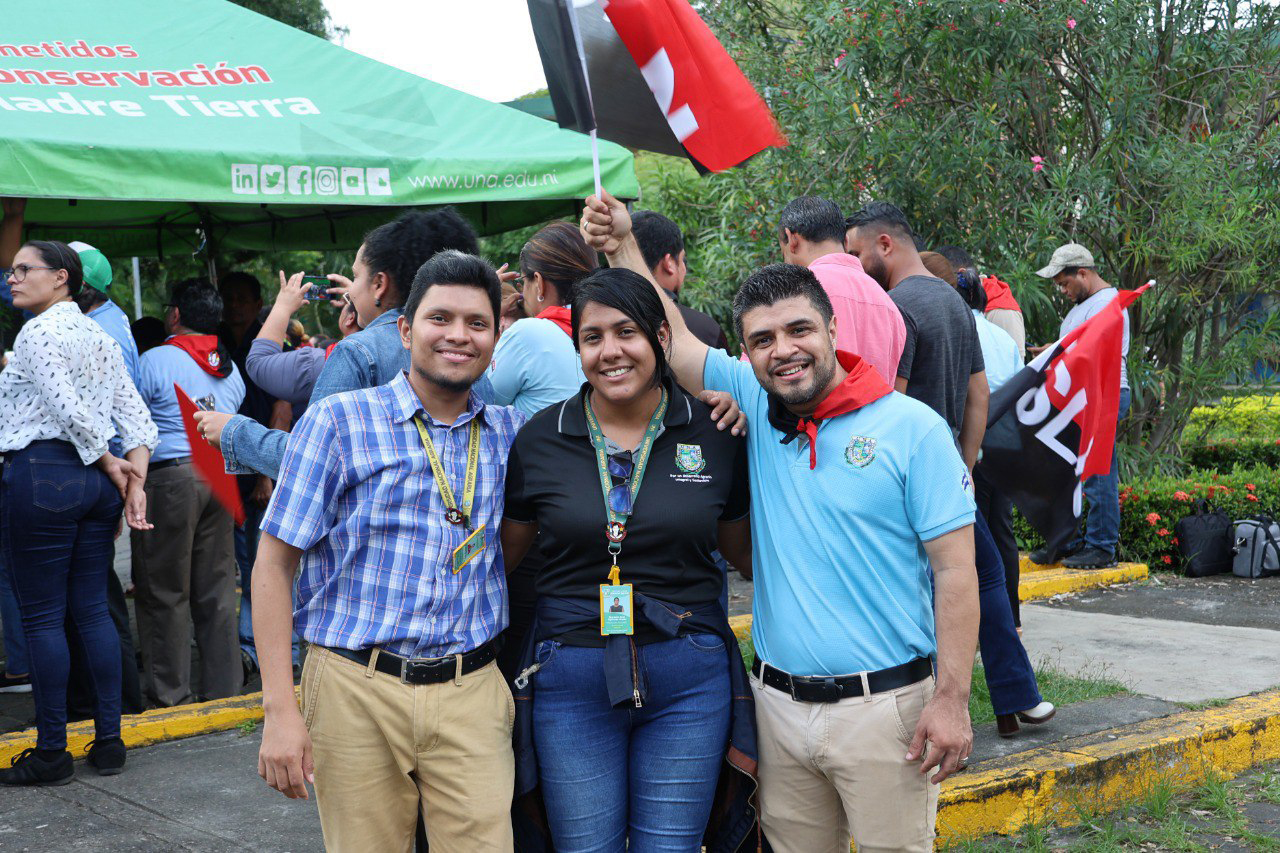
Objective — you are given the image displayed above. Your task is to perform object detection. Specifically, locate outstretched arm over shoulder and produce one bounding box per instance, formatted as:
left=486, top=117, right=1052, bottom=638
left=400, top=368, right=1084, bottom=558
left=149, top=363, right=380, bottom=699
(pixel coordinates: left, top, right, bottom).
left=581, top=191, right=710, bottom=394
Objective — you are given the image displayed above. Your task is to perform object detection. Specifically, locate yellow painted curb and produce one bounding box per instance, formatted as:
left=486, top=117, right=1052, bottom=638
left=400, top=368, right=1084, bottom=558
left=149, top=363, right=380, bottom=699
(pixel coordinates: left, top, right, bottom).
left=937, top=689, right=1280, bottom=843
left=0, top=691, right=266, bottom=766
left=1020, top=562, right=1148, bottom=601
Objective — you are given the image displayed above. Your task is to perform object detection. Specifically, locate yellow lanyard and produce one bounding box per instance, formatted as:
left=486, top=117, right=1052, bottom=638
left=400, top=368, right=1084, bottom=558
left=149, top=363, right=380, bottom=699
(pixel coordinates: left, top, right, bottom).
left=413, top=415, right=481, bottom=530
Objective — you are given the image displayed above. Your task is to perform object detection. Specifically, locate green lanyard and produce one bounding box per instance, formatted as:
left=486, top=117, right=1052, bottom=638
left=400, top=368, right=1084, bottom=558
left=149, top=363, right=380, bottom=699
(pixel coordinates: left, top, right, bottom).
left=413, top=415, right=481, bottom=530
left=583, top=388, right=668, bottom=561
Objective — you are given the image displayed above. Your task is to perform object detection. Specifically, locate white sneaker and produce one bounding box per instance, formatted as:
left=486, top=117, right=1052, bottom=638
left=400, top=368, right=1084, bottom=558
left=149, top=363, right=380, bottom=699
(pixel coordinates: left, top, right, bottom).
left=0, top=673, right=32, bottom=693
left=1017, top=701, right=1055, bottom=724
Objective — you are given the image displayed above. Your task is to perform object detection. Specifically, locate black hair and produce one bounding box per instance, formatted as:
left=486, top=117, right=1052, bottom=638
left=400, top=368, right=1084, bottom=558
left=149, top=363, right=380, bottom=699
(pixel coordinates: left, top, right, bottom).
left=731, top=263, right=834, bottom=340
left=936, top=245, right=976, bottom=271
left=22, top=240, right=83, bottom=297
left=844, top=201, right=917, bottom=245
left=570, top=268, right=672, bottom=390
left=1059, top=265, right=1093, bottom=277
left=778, top=196, right=846, bottom=245
left=169, top=277, right=224, bottom=334
left=362, top=208, right=479, bottom=308
left=131, top=315, right=167, bottom=354
left=218, top=271, right=262, bottom=302
left=956, top=267, right=987, bottom=311
left=404, top=250, right=501, bottom=325
left=518, top=221, right=597, bottom=306
left=630, top=210, right=685, bottom=272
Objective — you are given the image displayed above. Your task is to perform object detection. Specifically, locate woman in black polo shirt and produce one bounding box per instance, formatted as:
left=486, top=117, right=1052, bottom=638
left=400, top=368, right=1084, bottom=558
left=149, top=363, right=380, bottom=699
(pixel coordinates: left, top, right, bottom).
left=502, top=268, right=754, bottom=852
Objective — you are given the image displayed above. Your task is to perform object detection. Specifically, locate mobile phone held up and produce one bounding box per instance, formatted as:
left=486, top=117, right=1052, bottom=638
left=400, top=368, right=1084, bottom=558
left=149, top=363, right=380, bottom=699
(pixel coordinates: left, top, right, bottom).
left=301, top=275, right=330, bottom=301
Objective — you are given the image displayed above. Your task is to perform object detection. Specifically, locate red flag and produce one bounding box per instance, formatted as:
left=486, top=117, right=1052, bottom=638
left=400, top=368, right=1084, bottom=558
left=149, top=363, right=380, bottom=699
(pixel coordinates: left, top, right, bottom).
left=601, top=0, right=786, bottom=172
left=1042, top=284, right=1148, bottom=481
left=174, top=383, right=245, bottom=525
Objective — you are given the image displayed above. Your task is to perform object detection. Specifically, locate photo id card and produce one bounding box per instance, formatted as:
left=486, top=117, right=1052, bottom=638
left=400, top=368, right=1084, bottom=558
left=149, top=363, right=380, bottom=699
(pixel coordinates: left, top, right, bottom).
left=452, top=524, right=486, bottom=574
left=599, top=584, right=634, bottom=636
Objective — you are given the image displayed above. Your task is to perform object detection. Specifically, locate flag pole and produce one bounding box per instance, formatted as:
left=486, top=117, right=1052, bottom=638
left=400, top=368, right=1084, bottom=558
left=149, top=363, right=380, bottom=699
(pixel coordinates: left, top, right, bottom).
left=564, top=0, right=602, bottom=196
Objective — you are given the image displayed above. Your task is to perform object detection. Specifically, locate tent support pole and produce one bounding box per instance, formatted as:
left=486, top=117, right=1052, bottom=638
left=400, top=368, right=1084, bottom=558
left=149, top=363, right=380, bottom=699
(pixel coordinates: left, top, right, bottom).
left=131, top=257, right=143, bottom=320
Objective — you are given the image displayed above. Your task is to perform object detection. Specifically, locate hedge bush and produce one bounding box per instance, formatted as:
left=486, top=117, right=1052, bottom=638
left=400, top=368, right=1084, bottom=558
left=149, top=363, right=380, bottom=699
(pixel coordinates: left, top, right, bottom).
left=1014, top=465, right=1280, bottom=570
left=1188, top=394, right=1280, bottom=439
left=1183, top=438, right=1280, bottom=472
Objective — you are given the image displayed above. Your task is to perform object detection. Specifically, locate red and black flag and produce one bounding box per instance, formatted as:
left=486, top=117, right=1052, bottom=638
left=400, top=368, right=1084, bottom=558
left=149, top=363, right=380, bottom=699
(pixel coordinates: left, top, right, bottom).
left=526, top=0, right=786, bottom=173
left=980, top=284, right=1151, bottom=555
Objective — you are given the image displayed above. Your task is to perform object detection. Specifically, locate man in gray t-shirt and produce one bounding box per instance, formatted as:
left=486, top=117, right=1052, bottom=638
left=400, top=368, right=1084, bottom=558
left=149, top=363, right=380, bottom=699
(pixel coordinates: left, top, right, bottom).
left=889, top=275, right=986, bottom=435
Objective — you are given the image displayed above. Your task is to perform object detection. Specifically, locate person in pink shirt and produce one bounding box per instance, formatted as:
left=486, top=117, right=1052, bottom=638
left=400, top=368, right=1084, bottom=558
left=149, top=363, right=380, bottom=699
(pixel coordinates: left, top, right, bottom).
left=776, top=196, right=906, bottom=384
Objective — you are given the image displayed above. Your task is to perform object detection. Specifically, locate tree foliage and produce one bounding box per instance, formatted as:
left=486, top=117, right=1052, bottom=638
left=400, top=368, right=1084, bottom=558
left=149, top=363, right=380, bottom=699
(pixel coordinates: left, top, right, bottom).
left=230, top=0, right=344, bottom=40
left=641, top=0, right=1280, bottom=467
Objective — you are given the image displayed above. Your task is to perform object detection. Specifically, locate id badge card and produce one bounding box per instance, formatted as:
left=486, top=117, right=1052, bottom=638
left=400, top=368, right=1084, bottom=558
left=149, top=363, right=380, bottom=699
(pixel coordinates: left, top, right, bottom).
left=452, top=524, right=486, bottom=574
left=599, top=584, right=634, bottom=636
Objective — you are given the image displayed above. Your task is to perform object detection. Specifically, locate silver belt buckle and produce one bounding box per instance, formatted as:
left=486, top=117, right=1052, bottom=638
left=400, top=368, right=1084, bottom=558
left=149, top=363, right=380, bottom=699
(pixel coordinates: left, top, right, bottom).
left=399, top=655, right=437, bottom=684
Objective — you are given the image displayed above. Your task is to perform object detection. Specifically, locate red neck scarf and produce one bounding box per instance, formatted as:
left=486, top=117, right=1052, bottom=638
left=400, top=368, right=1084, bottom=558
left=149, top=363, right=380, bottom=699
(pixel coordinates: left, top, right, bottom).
left=981, top=275, right=1022, bottom=313
left=536, top=305, right=573, bottom=337
left=165, top=334, right=232, bottom=378
left=766, top=351, right=893, bottom=469
left=324, top=341, right=340, bottom=360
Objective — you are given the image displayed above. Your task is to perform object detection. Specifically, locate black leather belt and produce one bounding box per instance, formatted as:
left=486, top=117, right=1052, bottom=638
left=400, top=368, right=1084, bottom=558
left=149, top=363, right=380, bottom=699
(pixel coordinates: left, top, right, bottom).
left=150, top=456, right=192, bottom=471
left=325, top=639, right=499, bottom=685
left=752, top=657, right=933, bottom=703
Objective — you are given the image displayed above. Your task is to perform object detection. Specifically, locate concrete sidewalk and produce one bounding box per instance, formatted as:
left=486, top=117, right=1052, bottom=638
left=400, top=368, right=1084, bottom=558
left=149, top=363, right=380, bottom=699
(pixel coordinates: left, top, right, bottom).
left=1, top=728, right=322, bottom=852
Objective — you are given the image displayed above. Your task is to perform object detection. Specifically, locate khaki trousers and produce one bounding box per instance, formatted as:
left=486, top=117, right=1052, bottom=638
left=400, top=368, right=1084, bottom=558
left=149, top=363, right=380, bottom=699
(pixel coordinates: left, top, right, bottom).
left=302, top=647, right=516, bottom=853
left=131, top=463, right=241, bottom=707
left=751, top=671, right=938, bottom=853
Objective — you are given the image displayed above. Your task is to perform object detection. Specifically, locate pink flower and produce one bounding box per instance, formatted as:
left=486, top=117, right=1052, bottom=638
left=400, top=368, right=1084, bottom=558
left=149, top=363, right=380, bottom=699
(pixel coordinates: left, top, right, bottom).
left=834, top=51, right=847, bottom=68
left=1067, top=18, right=1077, bottom=29
left=1158, top=528, right=1170, bottom=537
left=1031, top=155, right=1045, bottom=173
left=1146, top=512, right=1161, bottom=525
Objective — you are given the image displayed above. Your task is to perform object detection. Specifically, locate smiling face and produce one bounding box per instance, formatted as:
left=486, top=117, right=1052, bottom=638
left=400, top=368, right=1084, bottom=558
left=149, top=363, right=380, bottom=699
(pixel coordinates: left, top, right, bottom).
left=740, top=295, right=839, bottom=410
left=8, top=245, right=70, bottom=314
left=398, top=283, right=496, bottom=394
left=577, top=301, right=667, bottom=408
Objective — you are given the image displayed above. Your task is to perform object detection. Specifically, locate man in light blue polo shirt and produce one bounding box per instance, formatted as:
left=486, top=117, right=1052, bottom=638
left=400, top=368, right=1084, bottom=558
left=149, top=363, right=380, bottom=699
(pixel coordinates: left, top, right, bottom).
left=582, top=192, right=980, bottom=853
left=70, top=242, right=141, bottom=387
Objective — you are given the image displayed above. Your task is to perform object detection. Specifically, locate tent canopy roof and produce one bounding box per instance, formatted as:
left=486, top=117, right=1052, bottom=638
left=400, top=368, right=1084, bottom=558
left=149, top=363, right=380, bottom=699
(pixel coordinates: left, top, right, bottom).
left=0, top=0, right=637, bottom=256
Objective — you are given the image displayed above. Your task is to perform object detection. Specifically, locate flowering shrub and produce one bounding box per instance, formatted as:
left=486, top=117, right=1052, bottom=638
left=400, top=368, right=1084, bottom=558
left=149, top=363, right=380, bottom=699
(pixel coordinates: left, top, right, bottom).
left=1014, top=465, right=1280, bottom=570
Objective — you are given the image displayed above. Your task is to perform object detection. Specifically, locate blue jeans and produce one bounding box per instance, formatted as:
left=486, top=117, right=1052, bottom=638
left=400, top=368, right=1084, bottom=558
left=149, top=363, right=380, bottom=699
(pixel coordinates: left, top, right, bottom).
left=974, top=512, right=1042, bottom=717
left=0, top=547, right=30, bottom=676
left=533, top=635, right=731, bottom=852
left=1074, top=388, right=1132, bottom=555
left=235, top=501, right=298, bottom=667
left=1, top=441, right=123, bottom=751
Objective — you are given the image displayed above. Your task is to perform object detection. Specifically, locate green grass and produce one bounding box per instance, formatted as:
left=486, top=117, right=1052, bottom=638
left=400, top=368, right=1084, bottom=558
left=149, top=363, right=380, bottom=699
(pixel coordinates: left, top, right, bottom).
left=735, top=636, right=1129, bottom=726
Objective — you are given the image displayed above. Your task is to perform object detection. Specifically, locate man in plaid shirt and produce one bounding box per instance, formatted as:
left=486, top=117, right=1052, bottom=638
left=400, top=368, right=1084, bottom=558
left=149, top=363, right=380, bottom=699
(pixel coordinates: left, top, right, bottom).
left=251, top=251, right=524, bottom=852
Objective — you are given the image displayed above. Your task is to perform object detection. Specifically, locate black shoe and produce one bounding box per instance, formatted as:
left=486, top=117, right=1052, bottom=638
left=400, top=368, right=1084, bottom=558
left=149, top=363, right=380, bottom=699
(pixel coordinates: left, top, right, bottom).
left=86, top=737, right=126, bottom=776
left=242, top=650, right=260, bottom=685
left=0, top=672, right=32, bottom=694
left=1029, top=542, right=1081, bottom=566
left=1062, top=546, right=1118, bottom=569
left=0, top=747, right=73, bottom=786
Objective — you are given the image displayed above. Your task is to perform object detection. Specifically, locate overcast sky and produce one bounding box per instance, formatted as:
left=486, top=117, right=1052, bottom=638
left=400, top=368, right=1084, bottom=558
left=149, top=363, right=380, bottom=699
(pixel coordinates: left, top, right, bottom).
left=324, top=0, right=550, bottom=102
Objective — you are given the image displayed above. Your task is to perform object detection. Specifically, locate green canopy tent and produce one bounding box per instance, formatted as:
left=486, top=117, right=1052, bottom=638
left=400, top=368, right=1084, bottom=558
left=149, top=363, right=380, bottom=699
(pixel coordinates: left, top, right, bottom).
left=0, top=0, right=638, bottom=259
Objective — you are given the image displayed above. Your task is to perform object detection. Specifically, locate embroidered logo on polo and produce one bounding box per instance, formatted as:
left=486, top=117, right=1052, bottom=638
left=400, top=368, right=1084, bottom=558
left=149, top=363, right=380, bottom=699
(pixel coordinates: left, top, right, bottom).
left=844, top=435, right=877, bottom=468
left=961, top=470, right=975, bottom=497
left=671, top=443, right=712, bottom=483
left=207, top=351, right=221, bottom=369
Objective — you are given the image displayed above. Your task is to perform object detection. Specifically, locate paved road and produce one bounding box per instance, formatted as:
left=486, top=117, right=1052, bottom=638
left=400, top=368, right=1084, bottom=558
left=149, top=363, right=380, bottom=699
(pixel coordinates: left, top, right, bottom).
left=1, top=729, right=323, bottom=852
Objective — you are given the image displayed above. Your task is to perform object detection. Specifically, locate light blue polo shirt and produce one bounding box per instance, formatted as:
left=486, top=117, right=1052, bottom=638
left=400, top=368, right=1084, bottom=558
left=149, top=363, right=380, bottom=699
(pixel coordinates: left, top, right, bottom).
left=137, top=341, right=246, bottom=462
left=487, top=317, right=585, bottom=417
left=704, top=349, right=976, bottom=676
left=88, top=299, right=141, bottom=388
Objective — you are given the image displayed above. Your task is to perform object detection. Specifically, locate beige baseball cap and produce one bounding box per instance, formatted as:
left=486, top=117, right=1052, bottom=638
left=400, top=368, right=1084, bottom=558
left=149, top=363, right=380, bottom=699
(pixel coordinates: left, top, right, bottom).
left=1036, top=243, right=1095, bottom=278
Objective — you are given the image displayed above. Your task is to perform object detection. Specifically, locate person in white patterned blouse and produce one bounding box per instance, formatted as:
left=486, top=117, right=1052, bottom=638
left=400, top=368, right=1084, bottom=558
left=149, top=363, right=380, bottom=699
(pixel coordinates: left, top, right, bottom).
left=0, top=240, right=158, bottom=787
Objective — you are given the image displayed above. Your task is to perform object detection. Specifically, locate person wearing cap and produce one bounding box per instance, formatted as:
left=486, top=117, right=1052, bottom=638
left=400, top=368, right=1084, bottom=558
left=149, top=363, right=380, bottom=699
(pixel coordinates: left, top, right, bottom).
left=1029, top=244, right=1131, bottom=569
left=71, top=242, right=142, bottom=388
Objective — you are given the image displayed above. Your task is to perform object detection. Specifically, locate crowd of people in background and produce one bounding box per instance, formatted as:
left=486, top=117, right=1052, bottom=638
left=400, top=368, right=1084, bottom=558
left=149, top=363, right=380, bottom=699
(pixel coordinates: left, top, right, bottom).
left=0, top=189, right=1131, bottom=853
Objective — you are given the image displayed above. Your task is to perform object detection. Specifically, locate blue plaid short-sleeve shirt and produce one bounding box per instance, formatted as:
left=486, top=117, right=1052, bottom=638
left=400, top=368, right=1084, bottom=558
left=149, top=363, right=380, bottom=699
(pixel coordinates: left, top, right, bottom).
left=261, top=371, right=526, bottom=658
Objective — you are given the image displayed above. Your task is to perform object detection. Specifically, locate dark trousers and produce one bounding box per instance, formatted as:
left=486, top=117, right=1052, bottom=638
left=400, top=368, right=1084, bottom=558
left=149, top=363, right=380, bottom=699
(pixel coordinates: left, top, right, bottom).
left=974, top=466, right=1020, bottom=626
left=1, top=441, right=124, bottom=751
left=974, top=512, right=1042, bottom=717
left=68, top=564, right=144, bottom=719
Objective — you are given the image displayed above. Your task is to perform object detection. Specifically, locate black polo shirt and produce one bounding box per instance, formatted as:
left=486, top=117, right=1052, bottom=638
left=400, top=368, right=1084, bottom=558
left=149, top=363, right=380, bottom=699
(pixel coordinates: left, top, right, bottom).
left=504, top=375, right=749, bottom=646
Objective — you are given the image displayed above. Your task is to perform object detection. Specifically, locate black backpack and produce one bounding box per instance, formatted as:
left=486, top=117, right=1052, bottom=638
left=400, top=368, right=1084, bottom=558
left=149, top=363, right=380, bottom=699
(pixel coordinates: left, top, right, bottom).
left=1174, top=500, right=1234, bottom=577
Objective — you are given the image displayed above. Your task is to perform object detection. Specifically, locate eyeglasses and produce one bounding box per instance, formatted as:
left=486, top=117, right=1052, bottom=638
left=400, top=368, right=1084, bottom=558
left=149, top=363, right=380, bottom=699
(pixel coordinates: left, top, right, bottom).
left=7, top=264, right=55, bottom=282
left=607, top=451, right=635, bottom=516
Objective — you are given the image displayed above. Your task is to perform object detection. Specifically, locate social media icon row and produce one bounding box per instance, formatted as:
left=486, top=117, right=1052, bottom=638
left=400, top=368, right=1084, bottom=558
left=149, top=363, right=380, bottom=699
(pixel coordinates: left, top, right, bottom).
left=231, top=164, right=392, bottom=197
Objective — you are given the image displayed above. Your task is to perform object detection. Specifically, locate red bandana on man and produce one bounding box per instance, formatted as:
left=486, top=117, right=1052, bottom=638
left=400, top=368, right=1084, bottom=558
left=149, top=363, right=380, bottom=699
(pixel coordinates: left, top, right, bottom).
left=536, top=305, right=573, bottom=337
left=766, top=351, right=892, bottom=469
left=165, top=335, right=233, bottom=378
